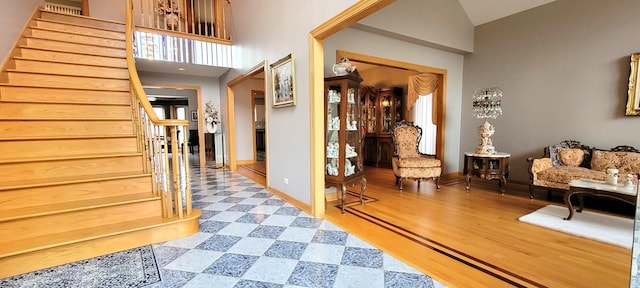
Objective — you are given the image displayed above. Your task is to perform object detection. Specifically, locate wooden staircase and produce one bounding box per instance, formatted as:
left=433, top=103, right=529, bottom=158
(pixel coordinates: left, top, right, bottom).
left=0, top=10, right=200, bottom=278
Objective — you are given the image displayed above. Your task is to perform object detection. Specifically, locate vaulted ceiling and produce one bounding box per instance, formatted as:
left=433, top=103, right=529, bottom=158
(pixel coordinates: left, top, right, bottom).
left=458, top=0, right=556, bottom=26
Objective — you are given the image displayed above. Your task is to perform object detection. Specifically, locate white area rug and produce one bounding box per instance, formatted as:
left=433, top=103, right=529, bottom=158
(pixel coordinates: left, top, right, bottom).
left=518, top=205, right=634, bottom=249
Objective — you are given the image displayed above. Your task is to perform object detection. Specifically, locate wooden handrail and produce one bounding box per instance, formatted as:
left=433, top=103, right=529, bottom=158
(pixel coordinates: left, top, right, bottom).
left=126, top=0, right=193, bottom=219
left=126, top=0, right=187, bottom=127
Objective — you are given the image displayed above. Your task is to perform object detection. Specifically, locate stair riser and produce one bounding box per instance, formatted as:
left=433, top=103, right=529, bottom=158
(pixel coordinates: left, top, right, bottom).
left=25, top=37, right=125, bottom=58
left=0, top=86, right=131, bottom=105
left=19, top=48, right=126, bottom=68
left=0, top=216, right=199, bottom=278
left=0, top=138, right=139, bottom=161
left=0, top=176, right=152, bottom=210
left=6, top=72, right=129, bottom=91
left=28, top=28, right=125, bottom=49
left=0, top=120, right=135, bottom=138
left=40, top=12, right=125, bottom=31
left=0, top=156, right=144, bottom=183
left=35, top=20, right=126, bottom=40
left=0, top=200, right=161, bottom=242
left=12, top=59, right=129, bottom=79
left=0, top=102, right=132, bottom=120
left=16, top=104, right=128, bottom=122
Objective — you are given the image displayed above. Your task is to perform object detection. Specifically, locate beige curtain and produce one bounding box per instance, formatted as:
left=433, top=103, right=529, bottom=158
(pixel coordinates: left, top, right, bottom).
left=407, top=73, right=438, bottom=124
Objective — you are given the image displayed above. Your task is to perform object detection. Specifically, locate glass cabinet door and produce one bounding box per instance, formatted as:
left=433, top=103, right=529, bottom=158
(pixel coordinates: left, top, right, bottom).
left=345, top=85, right=361, bottom=177
left=326, top=85, right=341, bottom=177
left=381, top=93, right=392, bottom=134
left=367, top=92, right=376, bottom=134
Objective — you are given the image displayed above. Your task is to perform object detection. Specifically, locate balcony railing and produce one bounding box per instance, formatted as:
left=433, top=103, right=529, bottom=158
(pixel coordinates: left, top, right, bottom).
left=133, top=30, right=232, bottom=67
left=134, top=0, right=228, bottom=41
left=45, top=2, right=82, bottom=16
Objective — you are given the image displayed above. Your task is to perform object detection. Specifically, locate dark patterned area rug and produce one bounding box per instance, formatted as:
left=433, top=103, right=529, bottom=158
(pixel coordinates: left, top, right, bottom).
left=0, top=246, right=160, bottom=288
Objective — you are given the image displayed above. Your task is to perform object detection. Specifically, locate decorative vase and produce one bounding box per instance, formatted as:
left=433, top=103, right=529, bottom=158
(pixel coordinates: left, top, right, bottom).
left=475, top=120, right=496, bottom=154
left=206, top=122, right=218, bottom=133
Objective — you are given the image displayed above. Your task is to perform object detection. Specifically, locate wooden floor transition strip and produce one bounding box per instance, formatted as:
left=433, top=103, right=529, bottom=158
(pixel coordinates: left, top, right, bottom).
left=344, top=205, right=547, bottom=288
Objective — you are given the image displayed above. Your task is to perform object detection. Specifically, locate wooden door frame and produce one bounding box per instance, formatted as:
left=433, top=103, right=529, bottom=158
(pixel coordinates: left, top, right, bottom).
left=142, top=82, right=204, bottom=167
left=225, top=61, right=268, bottom=178
left=308, top=0, right=397, bottom=216
left=335, top=50, right=447, bottom=166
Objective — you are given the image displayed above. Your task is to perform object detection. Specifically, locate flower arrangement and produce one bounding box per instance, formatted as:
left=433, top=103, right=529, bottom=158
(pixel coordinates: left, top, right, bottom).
left=204, top=101, right=219, bottom=124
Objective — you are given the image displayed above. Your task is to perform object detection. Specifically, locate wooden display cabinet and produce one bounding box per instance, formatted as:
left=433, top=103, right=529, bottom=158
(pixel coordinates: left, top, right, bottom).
left=360, top=86, right=403, bottom=168
left=325, top=73, right=366, bottom=213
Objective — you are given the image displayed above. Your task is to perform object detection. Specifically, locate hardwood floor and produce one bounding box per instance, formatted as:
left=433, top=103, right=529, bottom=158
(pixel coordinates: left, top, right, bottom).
left=323, top=167, right=633, bottom=288
left=236, top=164, right=633, bottom=287
left=238, top=161, right=266, bottom=186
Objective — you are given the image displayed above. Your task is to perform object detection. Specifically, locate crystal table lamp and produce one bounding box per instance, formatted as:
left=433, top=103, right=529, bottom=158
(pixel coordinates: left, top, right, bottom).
left=472, top=87, right=502, bottom=154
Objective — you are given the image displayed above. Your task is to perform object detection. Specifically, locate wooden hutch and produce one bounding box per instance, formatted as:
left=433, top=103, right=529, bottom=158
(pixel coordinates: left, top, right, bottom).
left=360, top=86, right=404, bottom=168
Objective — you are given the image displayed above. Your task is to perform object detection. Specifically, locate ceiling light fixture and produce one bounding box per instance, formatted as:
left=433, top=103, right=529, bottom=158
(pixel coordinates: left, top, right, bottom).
left=178, top=67, right=186, bottom=71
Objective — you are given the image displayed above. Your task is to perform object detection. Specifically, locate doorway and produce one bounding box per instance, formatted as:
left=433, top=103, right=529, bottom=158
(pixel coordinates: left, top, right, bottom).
left=226, top=62, right=269, bottom=186
left=252, top=90, right=266, bottom=163
left=143, top=84, right=204, bottom=167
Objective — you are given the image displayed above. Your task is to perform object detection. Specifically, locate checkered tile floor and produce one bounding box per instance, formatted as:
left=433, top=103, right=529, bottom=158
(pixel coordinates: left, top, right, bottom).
left=148, top=165, right=447, bottom=288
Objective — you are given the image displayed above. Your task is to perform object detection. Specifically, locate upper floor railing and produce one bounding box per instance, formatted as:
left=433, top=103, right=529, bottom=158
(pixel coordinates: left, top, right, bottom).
left=134, top=0, right=228, bottom=41
left=44, top=2, right=82, bottom=16
left=133, top=29, right=232, bottom=67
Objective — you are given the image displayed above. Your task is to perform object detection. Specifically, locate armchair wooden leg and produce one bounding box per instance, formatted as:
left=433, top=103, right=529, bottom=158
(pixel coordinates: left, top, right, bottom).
left=528, top=185, right=535, bottom=199
left=395, top=176, right=400, bottom=185
left=399, top=178, right=403, bottom=190
left=417, top=179, right=421, bottom=188
left=435, top=177, right=440, bottom=190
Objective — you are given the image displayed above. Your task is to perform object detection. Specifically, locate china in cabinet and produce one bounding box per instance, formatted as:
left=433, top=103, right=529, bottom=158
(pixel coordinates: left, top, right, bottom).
left=325, top=72, right=366, bottom=213
left=360, top=87, right=404, bottom=168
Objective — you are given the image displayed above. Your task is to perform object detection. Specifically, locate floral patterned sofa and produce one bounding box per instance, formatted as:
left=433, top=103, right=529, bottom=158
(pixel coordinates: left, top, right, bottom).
left=527, top=140, right=640, bottom=199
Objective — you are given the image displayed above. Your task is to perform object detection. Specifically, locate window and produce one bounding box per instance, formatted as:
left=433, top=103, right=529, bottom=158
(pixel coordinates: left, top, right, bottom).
left=413, top=94, right=436, bottom=154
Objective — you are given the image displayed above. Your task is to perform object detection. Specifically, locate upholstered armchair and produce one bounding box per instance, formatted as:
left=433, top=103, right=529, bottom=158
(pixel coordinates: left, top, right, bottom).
left=391, top=120, right=441, bottom=190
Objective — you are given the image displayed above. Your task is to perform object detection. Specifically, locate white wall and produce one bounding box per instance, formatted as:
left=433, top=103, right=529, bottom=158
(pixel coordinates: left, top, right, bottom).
left=220, top=0, right=359, bottom=204
left=325, top=27, right=465, bottom=173
left=356, top=0, right=474, bottom=53
left=463, top=0, right=640, bottom=182
left=0, top=0, right=43, bottom=65
left=89, top=0, right=125, bottom=22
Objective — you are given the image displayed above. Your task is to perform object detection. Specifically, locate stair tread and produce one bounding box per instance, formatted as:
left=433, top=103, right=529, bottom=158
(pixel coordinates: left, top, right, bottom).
left=0, top=172, right=152, bottom=191
left=13, top=56, right=128, bottom=69
left=0, top=214, right=179, bottom=258
left=0, top=192, right=158, bottom=222
left=5, top=68, right=129, bottom=80
left=18, top=46, right=126, bottom=59
left=24, top=35, right=124, bottom=49
left=0, top=98, right=130, bottom=106
left=35, top=17, right=126, bottom=34
left=0, top=134, right=136, bottom=141
left=29, top=26, right=125, bottom=42
left=0, top=152, right=143, bottom=165
left=0, top=81, right=129, bottom=92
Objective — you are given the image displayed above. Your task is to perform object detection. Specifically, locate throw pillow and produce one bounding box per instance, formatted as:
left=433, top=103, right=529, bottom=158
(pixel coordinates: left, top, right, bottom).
left=549, top=143, right=569, bottom=166
left=558, top=148, right=584, bottom=167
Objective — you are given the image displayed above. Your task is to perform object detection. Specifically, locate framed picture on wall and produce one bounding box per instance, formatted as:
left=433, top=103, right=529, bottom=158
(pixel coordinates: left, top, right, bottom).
left=191, top=110, right=198, bottom=121
left=270, top=53, right=296, bottom=108
left=626, top=52, right=640, bottom=116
